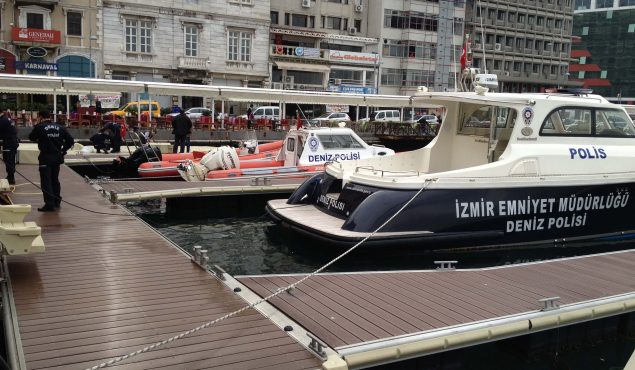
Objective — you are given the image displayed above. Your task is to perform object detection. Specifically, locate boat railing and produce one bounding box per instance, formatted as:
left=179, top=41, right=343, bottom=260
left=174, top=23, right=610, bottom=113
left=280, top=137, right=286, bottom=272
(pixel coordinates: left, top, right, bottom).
left=354, top=166, right=422, bottom=177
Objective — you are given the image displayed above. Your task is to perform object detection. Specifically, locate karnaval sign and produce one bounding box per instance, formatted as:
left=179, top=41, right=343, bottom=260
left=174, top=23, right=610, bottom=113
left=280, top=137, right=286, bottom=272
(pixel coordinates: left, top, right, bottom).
left=12, top=27, right=61, bottom=44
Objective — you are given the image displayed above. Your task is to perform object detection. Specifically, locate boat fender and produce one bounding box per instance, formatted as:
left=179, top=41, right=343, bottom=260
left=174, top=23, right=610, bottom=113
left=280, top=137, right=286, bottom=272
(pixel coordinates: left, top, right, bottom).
left=287, top=173, right=323, bottom=205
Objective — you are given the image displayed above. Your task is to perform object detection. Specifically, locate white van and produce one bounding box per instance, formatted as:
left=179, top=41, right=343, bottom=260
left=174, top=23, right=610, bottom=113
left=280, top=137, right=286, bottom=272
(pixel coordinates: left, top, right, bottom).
left=252, top=106, right=280, bottom=121
left=366, top=110, right=401, bottom=122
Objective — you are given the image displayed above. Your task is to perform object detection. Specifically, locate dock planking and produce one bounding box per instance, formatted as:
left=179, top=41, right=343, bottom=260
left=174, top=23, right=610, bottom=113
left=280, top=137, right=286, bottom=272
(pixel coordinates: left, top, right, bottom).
left=5, top=164, right=321, bottom=370
left=238, top=249, right=635, bottom=364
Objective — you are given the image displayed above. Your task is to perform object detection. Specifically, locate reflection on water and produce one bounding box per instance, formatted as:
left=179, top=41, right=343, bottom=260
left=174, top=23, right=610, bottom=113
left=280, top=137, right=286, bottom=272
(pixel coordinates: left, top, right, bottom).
left=134, top=201, right=635, bottom=276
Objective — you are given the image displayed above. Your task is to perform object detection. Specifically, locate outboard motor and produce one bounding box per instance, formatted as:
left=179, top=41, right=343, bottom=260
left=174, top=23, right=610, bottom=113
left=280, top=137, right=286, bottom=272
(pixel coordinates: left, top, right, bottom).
left=112, top=146, right=162, bottom=177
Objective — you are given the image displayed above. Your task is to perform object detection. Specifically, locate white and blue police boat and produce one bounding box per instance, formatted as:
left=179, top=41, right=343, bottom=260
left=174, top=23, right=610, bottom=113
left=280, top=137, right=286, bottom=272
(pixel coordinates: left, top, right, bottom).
left=266, top=89, right=635, bottom=249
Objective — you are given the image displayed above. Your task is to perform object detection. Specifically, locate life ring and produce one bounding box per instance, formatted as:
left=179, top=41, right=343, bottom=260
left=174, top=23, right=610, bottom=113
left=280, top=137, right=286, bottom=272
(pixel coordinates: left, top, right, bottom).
left=275, top=45, right=283, bottom=55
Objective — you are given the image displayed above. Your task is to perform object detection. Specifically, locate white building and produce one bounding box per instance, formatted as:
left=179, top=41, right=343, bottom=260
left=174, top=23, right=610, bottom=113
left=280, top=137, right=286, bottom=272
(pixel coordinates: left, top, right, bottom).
left=101, top=0, right=271, bottom=111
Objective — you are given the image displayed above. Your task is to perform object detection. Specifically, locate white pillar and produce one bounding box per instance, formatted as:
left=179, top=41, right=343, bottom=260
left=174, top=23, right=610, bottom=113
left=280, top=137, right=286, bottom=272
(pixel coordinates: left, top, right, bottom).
left=211, top=98, right=215, bottom=124
left=221, top=100, right=225, bottom=129
left=356, top=104, right=359, bottom=121
left=53, top=93, right=57, bottom=122
left=66, top=95, right=70, bottom=119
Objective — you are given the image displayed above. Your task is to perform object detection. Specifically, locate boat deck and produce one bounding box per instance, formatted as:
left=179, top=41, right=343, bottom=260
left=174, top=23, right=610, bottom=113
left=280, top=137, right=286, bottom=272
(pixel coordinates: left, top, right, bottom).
left=5, top=164, right=321, bottom=370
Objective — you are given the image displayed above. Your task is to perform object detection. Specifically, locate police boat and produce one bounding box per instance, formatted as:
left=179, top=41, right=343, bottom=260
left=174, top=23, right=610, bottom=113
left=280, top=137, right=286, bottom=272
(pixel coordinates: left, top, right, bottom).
left=177, top=126, right=395, bottom=181
left=266, top=89, right=635, bottom=249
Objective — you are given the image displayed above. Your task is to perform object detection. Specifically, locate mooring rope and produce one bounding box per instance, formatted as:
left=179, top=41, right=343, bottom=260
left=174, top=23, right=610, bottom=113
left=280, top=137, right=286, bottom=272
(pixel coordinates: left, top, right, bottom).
left=85, top=178, right=435, bottom=369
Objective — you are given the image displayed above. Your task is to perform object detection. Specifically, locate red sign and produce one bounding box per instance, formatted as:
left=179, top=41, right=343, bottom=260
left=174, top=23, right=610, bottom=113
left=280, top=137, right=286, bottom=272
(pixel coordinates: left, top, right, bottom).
left=12, top=27, right=61, bottom=44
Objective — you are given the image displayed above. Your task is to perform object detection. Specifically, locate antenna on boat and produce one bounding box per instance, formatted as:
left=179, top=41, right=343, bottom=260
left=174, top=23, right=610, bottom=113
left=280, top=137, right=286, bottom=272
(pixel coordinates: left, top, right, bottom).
left=476, top=0, right=488, bottom=74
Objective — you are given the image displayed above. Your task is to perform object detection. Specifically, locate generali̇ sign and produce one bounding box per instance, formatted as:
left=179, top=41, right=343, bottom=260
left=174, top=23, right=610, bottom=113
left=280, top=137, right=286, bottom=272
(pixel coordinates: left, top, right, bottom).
left=12, top=27, right=61, bottom=44
left=329, top=50, right=378, bottom=65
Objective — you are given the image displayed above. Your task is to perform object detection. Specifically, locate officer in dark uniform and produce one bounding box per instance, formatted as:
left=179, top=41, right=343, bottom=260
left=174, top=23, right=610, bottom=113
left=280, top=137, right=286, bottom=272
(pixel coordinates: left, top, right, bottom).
left=28, top=110, right=75, bottom=212
left=0, top=106, right=19, bottom=185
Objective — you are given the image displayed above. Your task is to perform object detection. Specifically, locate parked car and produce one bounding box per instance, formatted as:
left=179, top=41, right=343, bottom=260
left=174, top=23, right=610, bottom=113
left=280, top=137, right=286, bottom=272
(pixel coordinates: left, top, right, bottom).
left=106, top=101, right=161, bottom=118
left=308, top=112, right=351, bottom=126
left=167, top=107, right=210, bottom=121
left=360, top=110, right=401, bottom=123
left=415, top=115, right=439, bottom=125
left=252, top=106, right=280, bottom=121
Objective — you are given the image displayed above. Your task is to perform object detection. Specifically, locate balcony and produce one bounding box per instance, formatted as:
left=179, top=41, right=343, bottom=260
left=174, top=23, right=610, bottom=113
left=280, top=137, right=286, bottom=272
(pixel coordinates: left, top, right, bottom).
left=177, top=56, right=209, bottom=70
left=270, top=45, right=327, bottom=61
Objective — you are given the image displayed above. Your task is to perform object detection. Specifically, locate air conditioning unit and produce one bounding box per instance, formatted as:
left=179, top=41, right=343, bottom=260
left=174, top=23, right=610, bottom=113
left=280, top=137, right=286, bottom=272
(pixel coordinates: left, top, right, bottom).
left=297, top=84, right=306, bottom=90
left=301, top=0, right=311, bottom=8
left=348, top=27, right=357, bottom=35
left=354, top=4, right=363, bottom=12
left=334, top=78, right=342, bottom=85
left=284, top=75, right=294, bottom=85
left=504, top=71, right=510, bottom=76
left=494, top=43, right=502, bottom=51
left=272, top=82, right=283, bottom=89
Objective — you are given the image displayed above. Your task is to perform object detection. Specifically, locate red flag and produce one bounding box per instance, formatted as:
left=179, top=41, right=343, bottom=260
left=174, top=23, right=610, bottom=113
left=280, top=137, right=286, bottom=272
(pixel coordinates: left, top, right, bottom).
left=460, top=41, right=467, bottom=71
left=297, top=111, right=302, bottom=129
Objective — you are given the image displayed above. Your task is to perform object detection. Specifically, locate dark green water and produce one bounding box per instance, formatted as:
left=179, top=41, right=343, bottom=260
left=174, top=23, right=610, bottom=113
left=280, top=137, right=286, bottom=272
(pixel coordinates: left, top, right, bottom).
left=130, top=201, right=635, bottom=369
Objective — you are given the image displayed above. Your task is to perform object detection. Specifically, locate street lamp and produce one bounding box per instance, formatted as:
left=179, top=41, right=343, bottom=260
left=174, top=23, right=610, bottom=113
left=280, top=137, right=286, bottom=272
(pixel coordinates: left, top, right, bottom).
left=372, top=52, right=380, bottom=94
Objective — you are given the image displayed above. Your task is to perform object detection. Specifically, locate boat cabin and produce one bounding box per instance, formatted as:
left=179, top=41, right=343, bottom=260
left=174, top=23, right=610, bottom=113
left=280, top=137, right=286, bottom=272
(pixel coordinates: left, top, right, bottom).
left=327, top=91, right=635, bottom=183
left=278, top=127, right=393, bottom=167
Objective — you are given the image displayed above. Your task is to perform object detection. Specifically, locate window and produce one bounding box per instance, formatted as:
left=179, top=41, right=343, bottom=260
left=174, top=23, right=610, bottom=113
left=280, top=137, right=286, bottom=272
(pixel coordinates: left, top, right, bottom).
left=322, top=16, right=343, bottom=30
left=288, top=14, right=315, bottom=28
left=27, top=13, right=44, bottom=29
left=517, top=14, right=525, bottom=23
left=57, top=55, right=94, bottom=77
left=125, top=18, right=152, bottom=53
left=354, top=19, right=361, bottom=32
left=596, top=0, right=613, bottom=7
left=629, top=24, right=635, bottom=33
left=316, top=134, right=364, bottom=149
left=508, top=12, right=515, bottom=22
left=540, top=107, right=635, bottom=137
left=620, top=0, right=635, bottom=5
left=66, top=11, right=82, bottom=36
left=582, top=26, right=589, bottom=35
left=184, top=25, right=198, bottom=57
left=270, top=11, right=279, bottom=25
left=286, top=137, right=295, bottom=152
left=227, top=30, right=252, bottom=62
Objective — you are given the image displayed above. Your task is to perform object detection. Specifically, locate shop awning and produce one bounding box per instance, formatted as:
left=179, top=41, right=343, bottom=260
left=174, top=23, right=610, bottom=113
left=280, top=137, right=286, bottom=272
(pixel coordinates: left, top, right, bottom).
left=274, top=61, right=330, bottom=73
left=0, top=74, right=62, bottom=94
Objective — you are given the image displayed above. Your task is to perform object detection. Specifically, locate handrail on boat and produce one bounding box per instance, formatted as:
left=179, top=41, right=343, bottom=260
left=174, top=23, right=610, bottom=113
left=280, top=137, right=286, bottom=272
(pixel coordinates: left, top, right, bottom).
left=354, top=166, right=421, bottom=177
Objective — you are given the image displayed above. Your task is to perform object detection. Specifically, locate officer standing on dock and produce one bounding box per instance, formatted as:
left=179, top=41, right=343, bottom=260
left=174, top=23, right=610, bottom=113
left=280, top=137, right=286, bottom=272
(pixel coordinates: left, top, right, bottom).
left=28, top=110, right=75, bottom=212
left=0, top=106, right=19, bottom=185
left=171, top=107, right=192, bottom=153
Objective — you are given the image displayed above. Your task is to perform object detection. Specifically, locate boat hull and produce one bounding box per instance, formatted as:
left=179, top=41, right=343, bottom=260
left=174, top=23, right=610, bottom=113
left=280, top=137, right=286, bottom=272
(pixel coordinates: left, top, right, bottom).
left=267, top=174, right=635, bottom=249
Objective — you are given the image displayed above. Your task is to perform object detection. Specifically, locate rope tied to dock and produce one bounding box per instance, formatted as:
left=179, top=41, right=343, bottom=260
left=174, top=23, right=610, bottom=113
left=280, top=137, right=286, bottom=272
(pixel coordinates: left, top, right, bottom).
left=86, top=178, right=436, bottom=370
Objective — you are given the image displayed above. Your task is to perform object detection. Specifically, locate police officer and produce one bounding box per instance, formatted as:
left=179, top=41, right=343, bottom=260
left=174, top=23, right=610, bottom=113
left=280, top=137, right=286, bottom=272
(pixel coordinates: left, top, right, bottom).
left=0, top=107, right=19, bottom=185
left=28, top=110, right=74, bottom=212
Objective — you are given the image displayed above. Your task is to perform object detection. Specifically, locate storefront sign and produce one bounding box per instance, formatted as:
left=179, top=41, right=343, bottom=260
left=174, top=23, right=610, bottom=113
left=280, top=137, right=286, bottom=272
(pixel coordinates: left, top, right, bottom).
left=0, top=58, right=6, bottom=72
left=14, top=61, right=58, bottom=72
left=329, top=51, right=378, bottom=65
left=12, top=27, right=61, bottom=44
left=80, top=95, right=121, bottom=108
left=26, top=47, right=48, bottom=58
left=331, top=85, right=376, bottom=95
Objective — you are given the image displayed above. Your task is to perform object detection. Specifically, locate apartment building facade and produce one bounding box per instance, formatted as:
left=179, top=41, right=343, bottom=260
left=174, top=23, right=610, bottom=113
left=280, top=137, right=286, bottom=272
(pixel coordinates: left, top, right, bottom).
left=465, top=0, right=574, bottom=93
left=571, top=0, right=635, bottom=102
left=0, top=0, right=100, bottom=108
left=101, top=0, right=271, bottom=109
left=269, top=0, right=379, bottom=97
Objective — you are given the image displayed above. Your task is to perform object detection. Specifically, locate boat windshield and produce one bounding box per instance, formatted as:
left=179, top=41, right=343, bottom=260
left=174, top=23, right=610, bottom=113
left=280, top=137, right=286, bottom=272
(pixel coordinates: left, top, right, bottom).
left=316, top=134, right=365, bottom=149
left=316, top=113, right=332, bottom=119
left=541, top=107, right=635, bottom=137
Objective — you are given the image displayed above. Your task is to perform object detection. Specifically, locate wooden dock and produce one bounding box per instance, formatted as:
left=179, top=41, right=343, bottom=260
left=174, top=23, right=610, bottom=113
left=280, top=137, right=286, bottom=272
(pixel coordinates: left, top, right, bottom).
left=237, top=251, right=635, bottom=368
left=2, top=163, right=634, bottom=369
left=3, top=164, right=321, bottom=370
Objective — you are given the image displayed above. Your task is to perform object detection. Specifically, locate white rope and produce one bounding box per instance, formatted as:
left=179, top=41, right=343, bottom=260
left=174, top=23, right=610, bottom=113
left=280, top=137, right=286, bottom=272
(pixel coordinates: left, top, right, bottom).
left=85, top=178, right=435, bottom=370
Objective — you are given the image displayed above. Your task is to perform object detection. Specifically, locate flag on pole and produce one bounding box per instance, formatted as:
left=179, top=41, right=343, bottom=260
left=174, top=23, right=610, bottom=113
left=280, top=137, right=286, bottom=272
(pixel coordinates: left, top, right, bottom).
left=297, top=111, right=302, bottom=129
left=460, top=40, right=467, bottom=71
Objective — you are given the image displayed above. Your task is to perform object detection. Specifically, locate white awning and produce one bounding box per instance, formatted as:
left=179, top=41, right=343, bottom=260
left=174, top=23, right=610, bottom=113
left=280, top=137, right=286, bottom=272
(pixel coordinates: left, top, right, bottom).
left=147, top=82, right=220, bottom=97
left=62, top=78, right=146, bottom=94
left=274, top=61, right=330, bottom=73
left=0, top=75, right=62, bottom=94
